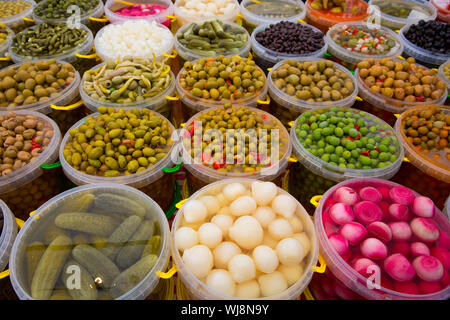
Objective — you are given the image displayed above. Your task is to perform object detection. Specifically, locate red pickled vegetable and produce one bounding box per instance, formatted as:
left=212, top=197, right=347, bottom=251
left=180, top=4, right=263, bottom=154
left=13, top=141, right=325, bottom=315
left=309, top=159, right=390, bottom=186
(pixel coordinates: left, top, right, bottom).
left=410, top=218, right=440, bottom=242
left=340, top=221, right=367, bottom=245
left=333, top=187, right=359, bottom=206
left=413, top=255, right=444, bottom=282
left=329, top=203, right=355, bottom=225
left=412, top=196, right=435, bottom=218
left=411, top=242, right=430, bottom=257
left=360, top=238, right=388, bottom=260
left=359, top=187, right=382, bottom=203
left=389, top=186, right=415, bottom=206
left=384, top=253, right=416, bottom=282
left=367, top=221, right=392, bottom=243
left=354, top=201, right=383, bottom=225
left=389, top=222, right=412, bottom=241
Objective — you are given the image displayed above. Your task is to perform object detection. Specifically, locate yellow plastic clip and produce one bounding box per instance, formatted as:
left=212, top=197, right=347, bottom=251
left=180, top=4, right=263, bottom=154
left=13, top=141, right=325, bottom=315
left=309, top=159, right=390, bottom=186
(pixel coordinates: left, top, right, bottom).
left=75, top=52, right=98, bottom=59
left=297, top=19, right=307, bottom=24
left=165, top=15, right=177, bottom=23
left=180, top=122, right=186, bottom=128
left=22, top=17, right=34, bottom=22
left=16, top=218, right=25, bottom=228
left=236, top=13, right=244, bottom=26
left=50, top=100, right=84, bottom=111
left=311, top=254, right=326, bottom=273
left=403, top=157, right=410, bottom=163
left=165, top=94, right=179, bottom=101
left=0, top=56, right=11, bottom=61
left=288, top=156, right=298, bottom=163
left=395, top=29, right=400, bottom=33
left=176, top=199, right=188, bottom=209
left=156, top=264, right=178, bottom=279
left=394, top=113, right=400, bottom=118
left=303, top=287, right=315, bottom=300
left=118, top=0, right=135, bottom=5
left=163, top=49, right=178, bottom=59
left=247, top=51, right=253, bottom=60
left=257, top=95, right=270, bottom=105
left=432, top=68, right=438, bottom=72
left=288, top=121, right=294, bottom=127
left=355, top=96, right=363, bottom=101
left=252, top=0, right=262, bottom=3
left=267, top=68, right=272, bottom=72
left=397, top=56, right=405, bottom=60
left=89, top=16, right=109, bottom=23
left=0, top=270, right=9, bottom=279
left=310, top=195, right=323, bottom=208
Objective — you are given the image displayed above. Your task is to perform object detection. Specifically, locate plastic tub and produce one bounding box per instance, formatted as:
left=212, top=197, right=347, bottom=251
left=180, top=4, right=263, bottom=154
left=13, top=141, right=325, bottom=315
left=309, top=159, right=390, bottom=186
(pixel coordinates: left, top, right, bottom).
left=60, top=111, right=177, bottom=211
left=369, top=0, right=437, bottom=30
left=0, top=0, right=35, bottom=33
left=311, top=177, right=450, bottom=300
left=399, top=23, right=450, bottom=68
left=180, top=106, right=292, bottom=193
left=290, top=106, right=404, bottom=183
left=94, top=20, right=174, bottom=62
left=0, top=24, right=13, bottom=69
left=0, top=200, right=17, bottom=273
left=176, top=61, right=268, bottom=121
left=174, top=0, right=240, bottom=26
left=239, top=0, right=306, bottom=33
left=268, top=58, right=357, bottom=127
left=0, top=111, right=62, bottom=221
left=431, top=0, right=450, bottom=22
left=326, top=21, right=404, bottom=70
left=80, top=62, right=176, bottom=121
left=8, top=183, right=171, bottom=300
left=175, top=20, right=251, bottom=62
left=445, top=196, right=449, bottom=219
left=251, top=22, right=328, bottom=71
left=305, top=0, right=369, bottom=33
left=171, top=178, right=319, bottom=299
left=104, top=0, right=173, bottom=27
left=438, top=60, right=450, bottom=90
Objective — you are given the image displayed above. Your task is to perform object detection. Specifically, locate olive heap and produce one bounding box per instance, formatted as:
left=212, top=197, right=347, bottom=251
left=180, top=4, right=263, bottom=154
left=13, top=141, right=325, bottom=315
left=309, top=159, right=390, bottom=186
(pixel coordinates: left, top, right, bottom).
left=404, top=20, right=450, bottom=55
left=34, top=0, right=100, bottom=19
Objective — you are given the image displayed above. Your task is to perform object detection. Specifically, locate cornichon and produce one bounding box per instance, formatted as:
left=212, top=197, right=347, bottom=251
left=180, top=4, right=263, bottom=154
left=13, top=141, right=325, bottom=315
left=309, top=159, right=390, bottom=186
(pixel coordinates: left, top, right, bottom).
left=72, top=244, right=120, bottom=289
left=142, top=235, right=162, bottom=258
left=101, top=215, right=142, bottom=261
left=93, top=194, right=147, bottom=218
left=42, top=224, right=69, bottom=245
left=55, top=212, right=118, bottom=237
left=58, top=193, right=95, bottom=214
left=49, top=288, right=72, bottom=300
left=61, top=260, right=98, bottom=300
left=31, top=235, right=72, bottom=300
left=116, top=220, right=155, bottom=269
left=25, top=241, right=46, bottom=287
left=111, top=254, right=158, bottom=298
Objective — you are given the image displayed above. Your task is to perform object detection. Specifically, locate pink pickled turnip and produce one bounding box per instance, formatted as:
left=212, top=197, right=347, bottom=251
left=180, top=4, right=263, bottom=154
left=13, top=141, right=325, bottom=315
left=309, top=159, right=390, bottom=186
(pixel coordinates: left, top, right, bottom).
left=339, top=222, right=367, bottom=245
left=418, top=281, right=441, bottom=294
left=430, top=247, right=450, bottom=270
left=378, top=201, right=391, bottom=220
left=389, top=222, right=412, bottom=241
left=377, top=187, right=391, bottom=200
left=384, top=253, right=416, bottom=282
left=323, top=210, right=339, bottom=237
left=324, top=199, right=337, bottom=212
left=392, top=242, right=411, bottom=257
left=352, top=257, right=378, bottom=277
left=367, top=221, right=392, bottom=242
left=410, top=242, right=430, bottom=257
left=329, top=234, right=350, bottom=257
left=389, top=186, right=415, bottom=205
left=333, top=187, right=359, bottom=206
left=360, top=238, right=388, bottom=260
left=412, top=255, right=444, bottom=282
left=410, top=218, right=440, bottom=242
left=329, top=203, right=355, bottom=225
left=412, top=196, right=435, bottom=218
left=359, top=187, right=382, bottom=203
left=437, top=231, right=450, bottom=250
left=354, top=201, right=383, bottom=225
left=388, top=204, right=410, bottom=221
left=393, top=281, right=420, bottom=295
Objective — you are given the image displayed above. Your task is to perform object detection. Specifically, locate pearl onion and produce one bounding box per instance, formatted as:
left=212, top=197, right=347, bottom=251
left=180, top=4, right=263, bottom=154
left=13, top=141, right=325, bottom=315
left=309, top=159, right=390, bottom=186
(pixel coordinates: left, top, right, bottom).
left=252, top=245, right=279, bottom=273
left=258, top=271, right=288, bottom=297
left=272, top=194, right=297, bottom=219
left=229, top=216, right=263, bottom=250
left=268, top=218, right=294, bottom=240
left=230, top=196, right=257, bottom=216
left=211, top=214, right=234, bottom=237
left=183, top=200, right=207, bottom=224
left=235, top=280, right=261, bottom=299
left=228, top=254, right=256, bottom=283
left=276, top=238, right=305, bottom=265
left=199, top=195, right=220, bottom=217
left=216, top=193, right=228, bottom=207
left=278, top=264, right=303, bottom=286
left=251, top=181, right=278, bottom=206
left=183, top=245, right=213, bottom=279
left=290, top=216, right=303, bottom=233
left=252, top=207, right=276, bottom=229
left=218, top=206, right=231, bottom=216
left=175, top=227, right=198, bottom=251
left=206, top=269, right=235, bottom=296
left=198, top=223, right=223, bottom=249
left=292, top=233, right=311, bottom=254
left=213, top=242, right=241, bottom=269
left=223, top=183, right=247, bottom=202
left=262, top=233, right=278, bottom=249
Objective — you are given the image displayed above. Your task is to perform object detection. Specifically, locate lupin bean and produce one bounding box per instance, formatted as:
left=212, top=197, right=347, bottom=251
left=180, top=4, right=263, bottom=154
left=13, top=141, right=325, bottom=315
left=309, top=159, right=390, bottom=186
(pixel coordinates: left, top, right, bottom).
left=34, top=0, right=100, bottom=20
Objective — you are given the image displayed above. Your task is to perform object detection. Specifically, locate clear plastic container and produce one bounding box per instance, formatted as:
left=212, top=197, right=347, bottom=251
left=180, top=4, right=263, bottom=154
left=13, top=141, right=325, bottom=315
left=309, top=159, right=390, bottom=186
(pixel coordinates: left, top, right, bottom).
left=60, top=111, right=177, bottom=211
left=80, top=62, right=176, bottom=121
left=369, top=0, right=437, bottom=30
left=438, top=60, right=450, bottom=90
left=104, top=0, right=173, bottom=27
left=0, top=111, right=62, bottom=221
left=431, top=0, right=450, bottom=22
left=8, top=183, right=171, bottom=300
left=175, top=20, right=251, bottom=62
left=290, top=107, right=404, bottom=183
left=0, top=200, right=17, bottom=273
left=239, top=0, right=306, bottom=33
left=176, top=63, right=268, bottom=121
left=0, top=0, right=35, bottom=33
left=0, top=24, right=13, bottom=69
left=180, top=106, right=292, bottom=193
left=445, top=196, right=449, bottom=219
left=251, top=22, right=328, bottom=71
left=173, top=0, right=240, bottom=26
left=170, top=178, right=319, bottom=300
left=312, top=177, right=450, bottom=300
left=305, top=0, right=370, bottom=33
left=394, top=105, right=450, bottom=184
left=268, top=58, right=357, bottom=127
left=326, top=21, right=404, bottom=68
left=399, top=23, right=450, bottom=68
left=93, top=20, right=174, bottom=62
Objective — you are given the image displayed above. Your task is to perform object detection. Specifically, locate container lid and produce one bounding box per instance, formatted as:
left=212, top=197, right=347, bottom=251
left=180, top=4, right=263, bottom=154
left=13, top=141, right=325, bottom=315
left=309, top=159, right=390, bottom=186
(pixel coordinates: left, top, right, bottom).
left=290, top=106, right=404, bottom=182
left=431, top=0, right=450, bottom=22
left=0, top=199, right=17, bottom=272
left=326, top=21, right=404, bottom=65
left=104, top=0, right=174, bottom=24
left=171, top=178, right=318, bottom=300
left=0, top=110, right=61, bottom=194
left=8, top=22, right=94, bottom=64
left=173, top=0, right=240, bottom=24
left=0, top=24, right=13, bottom=57
left=0, top=0, right=35, bottom=25
left=251, top=22, right=328, bottom=65
left=394, top=105, right=450, bottom=183
left=314, top=177, right=450, bottom=300
left=399, top=23, right=450, bottom=67
left=306, top=0, right=369, bottom=24
left=438, top=59, right=450, bottom=90
left=0, top=60, right=81, bottom=114
left=240, top=0, right=306, bottom=27
left=175, top=20, right=251, bottom=62
left=267, top=58, right=357, bottom=114
left=180, top=106, right=292, bottom=184
left=8, top=183, right=171, bottom=300
left=60, top=110, right=176, bottom=189
left=32, top=0, right=104, bottom=24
